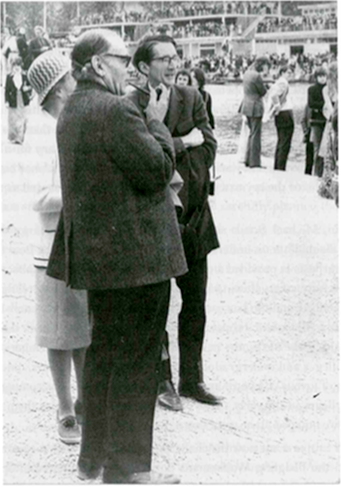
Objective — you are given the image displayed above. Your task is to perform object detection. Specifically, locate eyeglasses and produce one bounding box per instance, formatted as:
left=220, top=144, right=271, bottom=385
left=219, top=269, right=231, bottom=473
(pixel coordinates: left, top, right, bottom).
left=151, top=55, right=181, bottom=66
left=102, top=53, right=131, bottom=67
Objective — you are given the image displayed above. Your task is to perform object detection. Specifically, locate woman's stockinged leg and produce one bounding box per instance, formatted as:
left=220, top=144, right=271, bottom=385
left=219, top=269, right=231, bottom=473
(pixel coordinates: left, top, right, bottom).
left=72, top=347, right=88, bottom=404
left=48, top=348, right=74, bottom=418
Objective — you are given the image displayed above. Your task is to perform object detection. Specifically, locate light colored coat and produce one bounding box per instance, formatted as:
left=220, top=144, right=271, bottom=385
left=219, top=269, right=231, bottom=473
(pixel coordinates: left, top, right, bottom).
left=28, top=110, right=61, bottom=268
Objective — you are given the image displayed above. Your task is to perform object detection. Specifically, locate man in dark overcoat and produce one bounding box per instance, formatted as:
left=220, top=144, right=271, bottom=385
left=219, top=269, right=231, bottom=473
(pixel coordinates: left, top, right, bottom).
left=47, top=29, right=187, bottom=484
left=240, top=56, right=270, bottom=168
left=127, top=35, right=221, bottom=411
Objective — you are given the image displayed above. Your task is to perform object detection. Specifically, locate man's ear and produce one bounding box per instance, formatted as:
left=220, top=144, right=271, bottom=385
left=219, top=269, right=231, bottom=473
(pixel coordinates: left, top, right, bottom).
left=91, top=55, right=105, bottom=77
left=138, top=61, right=150, bottom=77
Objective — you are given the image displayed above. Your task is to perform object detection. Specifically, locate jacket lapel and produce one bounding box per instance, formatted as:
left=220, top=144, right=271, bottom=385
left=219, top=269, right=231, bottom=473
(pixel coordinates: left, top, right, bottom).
left=166, top=85, right=184, bottom=133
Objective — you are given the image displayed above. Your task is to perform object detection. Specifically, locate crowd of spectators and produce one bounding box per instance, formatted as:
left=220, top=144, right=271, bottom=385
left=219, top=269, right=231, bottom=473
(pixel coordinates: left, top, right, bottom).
left=172, top=21, right=235, bottom=39
left=143, top=1, right=279, bottom=19
left=181, top=51, right=337, bottom=82
left=257, top=13, right=337, bottom=33
left=79, top=1, right=280, bottom=26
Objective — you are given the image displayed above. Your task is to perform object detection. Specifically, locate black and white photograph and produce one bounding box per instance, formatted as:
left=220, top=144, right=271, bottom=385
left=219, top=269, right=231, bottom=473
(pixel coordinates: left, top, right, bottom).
left=1, top=0, right=339, bottom=484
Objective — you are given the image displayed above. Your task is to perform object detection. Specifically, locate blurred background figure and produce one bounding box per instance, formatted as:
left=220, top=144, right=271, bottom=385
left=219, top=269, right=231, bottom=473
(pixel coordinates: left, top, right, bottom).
left=191, top=67, right=215, bottom=129
left=16, top=27, right=28, bottom=70
left=308, top=67, right=327, bottom=177
left=5, top=56, right=31, bottom=144
left=240, top=56, right=270, bottom=168
left=25, top=25, right=52, bottom=70
left=2, top=26, right=19, bottom=80
left=265, top=64, right=294, bottom=171
left=318, top=62, right=338, bottom=203
left=175, top=68, right=192, bottom=87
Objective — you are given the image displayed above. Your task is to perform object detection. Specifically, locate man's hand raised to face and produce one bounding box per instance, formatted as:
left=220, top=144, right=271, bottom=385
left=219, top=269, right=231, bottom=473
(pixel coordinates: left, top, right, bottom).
left=145, top=85, right=169, bottom=123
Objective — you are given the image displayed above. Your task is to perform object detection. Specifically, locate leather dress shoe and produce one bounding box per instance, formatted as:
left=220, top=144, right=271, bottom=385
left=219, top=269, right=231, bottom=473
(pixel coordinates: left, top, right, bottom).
left=158, top=380, right=183, bottom=412
left=179, top=382, right=222, bottom=405
left=127, top=471, right=180, bottom=484
left=77, top=465, right=102, bottom=482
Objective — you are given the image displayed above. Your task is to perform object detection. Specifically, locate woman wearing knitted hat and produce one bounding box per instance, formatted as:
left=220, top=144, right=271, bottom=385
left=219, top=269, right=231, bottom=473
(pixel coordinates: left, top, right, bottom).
left=27, top=50, right=91, bottom=445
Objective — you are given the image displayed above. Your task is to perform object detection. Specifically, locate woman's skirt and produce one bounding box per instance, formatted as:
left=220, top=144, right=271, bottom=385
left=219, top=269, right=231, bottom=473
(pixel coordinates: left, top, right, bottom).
left=8, top=91, right=27, bottom=144
left=35, top=267, right=91, bottom=350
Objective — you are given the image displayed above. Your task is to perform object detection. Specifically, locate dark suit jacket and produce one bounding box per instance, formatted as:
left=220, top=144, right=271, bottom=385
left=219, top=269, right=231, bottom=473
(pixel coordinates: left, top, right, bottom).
left=240, top=68, right=267, bottom=118
left=47, top=80, right=187, bottom=290
left=308, top=83, right=326, bottom=126
left=126, top=84, right=219, bottom=260
left=5, top=73, right=31, bottom=107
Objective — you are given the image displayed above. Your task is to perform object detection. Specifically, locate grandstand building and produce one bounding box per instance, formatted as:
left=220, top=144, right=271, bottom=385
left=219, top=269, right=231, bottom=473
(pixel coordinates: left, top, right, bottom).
left=75, top=1, right=337, bottom=59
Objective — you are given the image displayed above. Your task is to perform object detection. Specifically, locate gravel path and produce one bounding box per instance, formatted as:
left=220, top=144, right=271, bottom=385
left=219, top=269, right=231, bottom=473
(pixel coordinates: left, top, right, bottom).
left=2, top=117, right=339, bottom=483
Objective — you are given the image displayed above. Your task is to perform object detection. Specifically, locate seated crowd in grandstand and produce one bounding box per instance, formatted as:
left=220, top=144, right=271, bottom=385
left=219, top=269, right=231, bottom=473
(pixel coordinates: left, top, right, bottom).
left=79, top=1, right=280, bottom=25
left=257, top=13, right=337, bottom=33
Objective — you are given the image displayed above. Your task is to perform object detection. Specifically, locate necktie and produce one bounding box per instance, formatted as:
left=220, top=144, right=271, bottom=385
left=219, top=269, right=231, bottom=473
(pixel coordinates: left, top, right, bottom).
left=156, top=87, right=162, bottom=101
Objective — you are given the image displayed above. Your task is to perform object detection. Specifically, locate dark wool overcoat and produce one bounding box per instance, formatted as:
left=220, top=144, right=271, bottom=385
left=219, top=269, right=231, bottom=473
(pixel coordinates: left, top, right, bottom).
left=240, top=68, right=268, bottom=118
left=47, top=80, right=187, bottom=290
left=5, top=73, right=31, bottom=107
left=127, top=84, right=219, bottom=260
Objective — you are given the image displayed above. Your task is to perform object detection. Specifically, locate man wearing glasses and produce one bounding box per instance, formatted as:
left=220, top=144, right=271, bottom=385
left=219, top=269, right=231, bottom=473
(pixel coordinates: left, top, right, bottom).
left=47, top=29, right=187, bottom=484
left=128, top=35, right=221, bottom=412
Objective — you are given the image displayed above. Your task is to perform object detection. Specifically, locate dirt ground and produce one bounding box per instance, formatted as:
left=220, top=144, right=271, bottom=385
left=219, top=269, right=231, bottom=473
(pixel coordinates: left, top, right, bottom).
left=2, top=98, right=340, bottom=484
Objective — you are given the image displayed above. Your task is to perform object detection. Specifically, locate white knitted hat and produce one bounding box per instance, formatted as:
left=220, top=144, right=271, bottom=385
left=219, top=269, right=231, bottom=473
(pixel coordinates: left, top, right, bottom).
left=28, top=49, right=71, bottom=105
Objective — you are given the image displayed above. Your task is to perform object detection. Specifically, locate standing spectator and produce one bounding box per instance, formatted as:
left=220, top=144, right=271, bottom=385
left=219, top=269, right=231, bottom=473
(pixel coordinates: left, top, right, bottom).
left=319, top=62, right=338, bottom=160
left=25, top=25, right=52, bottom=70
left=240, top=56, right=270, bottom=168
left=2, top=26, right=19, bottom=77
left=266, top=64, right=294, bottom=171
left=129, top=34, right=220, bottom=412
left=191, top=67, right=215, bottom=129
left=318, top=62, right=338, bottom=200
left=16, top=27, right=28, bottom=68
left=27, top=50, right=90, bottom=445
left=308, top=67, right=327, bottom=177
left=47, top=29, right=186, bottom=483
left=5, top=56, right=31, bottom=144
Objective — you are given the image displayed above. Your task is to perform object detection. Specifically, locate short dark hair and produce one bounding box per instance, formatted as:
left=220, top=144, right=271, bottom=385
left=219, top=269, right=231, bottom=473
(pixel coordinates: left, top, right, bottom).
left=314, top=67, right=327, bottom=79
left=191, top=67, right=206, bottom=90
left=254, top=56, right=271, bottom=72
left=175, top=68, right=192, bottom=86
left=132, top=35, right=177, bottom=73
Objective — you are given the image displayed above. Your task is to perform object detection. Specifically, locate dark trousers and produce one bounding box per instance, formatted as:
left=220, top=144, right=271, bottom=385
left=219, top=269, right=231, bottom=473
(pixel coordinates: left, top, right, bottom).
left=274, top=110, right=294, bottom=171
left=311, top=124, right=325, bottom=177
left=78, top=281, right=171, bottom=483
left=162, top=257, right=208, bottom=385
left=304, top=141, right=314, bottom=175
left=245, top=116, right=262, bottom=168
